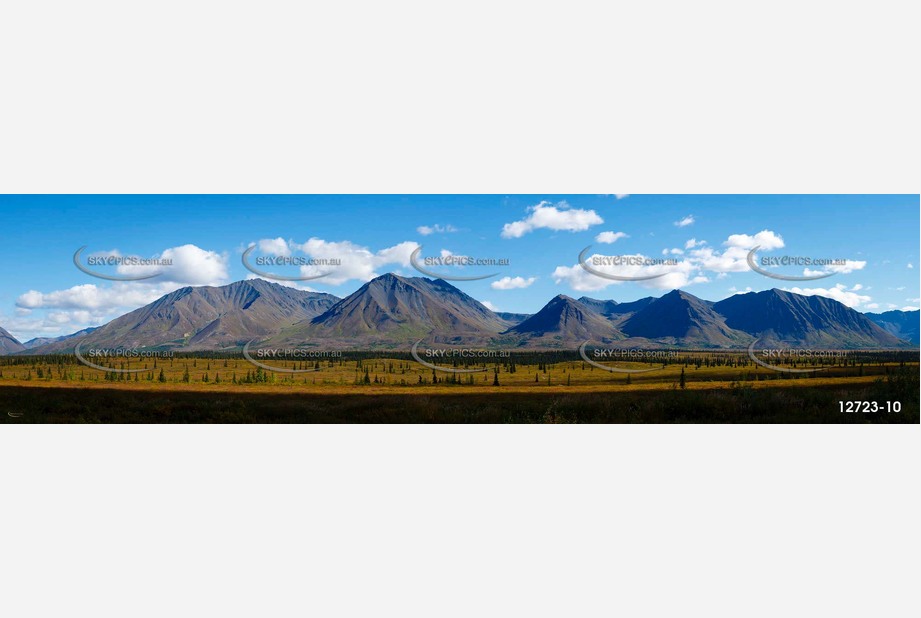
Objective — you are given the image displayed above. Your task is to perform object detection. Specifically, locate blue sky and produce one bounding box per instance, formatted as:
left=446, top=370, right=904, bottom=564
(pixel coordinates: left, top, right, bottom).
left=1, top=194, right=918, bottom=342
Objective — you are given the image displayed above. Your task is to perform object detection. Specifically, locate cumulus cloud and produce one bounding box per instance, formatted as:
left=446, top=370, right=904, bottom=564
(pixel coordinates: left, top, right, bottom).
left=902, top=306, right=919, bottom=311
left=552, top=253, right=697, bottom=292
left=783, top=283, right=872, bottom=309
left=250, top=237, right=420, bottom=286
left=113, top=244, right=230, bottom=285
left=491, top=276, right=536, bottom=290
left=724, top=230, right=785, bottom=251
left=674, top=215, right=695, bottom=227
left=258, top=237, right=292, bottom=257
left=803, top=260, right=867, bottom=277
left=480, top=300, right=499, bottom=311
left=688, top=230, right=786, bottom=273
left=501, top=201, right=603, bottom=238
left=16, top=283, right=170, bottom=311
left=417, top=224, right=458, bottom=236
left=595, top=231, right=628, bottom=244
left=547, top=228, right=871, bottom=296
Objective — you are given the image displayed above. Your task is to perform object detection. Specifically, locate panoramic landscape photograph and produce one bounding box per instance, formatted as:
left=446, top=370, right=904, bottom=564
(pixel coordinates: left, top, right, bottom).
left=1, top=194, right=918, bottom=423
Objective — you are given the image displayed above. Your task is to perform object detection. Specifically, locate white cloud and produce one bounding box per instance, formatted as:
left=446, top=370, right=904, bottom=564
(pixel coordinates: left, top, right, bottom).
left=552, top=253, right=697, bottom=292
left=908, top=263, right=914, bottom=269
left=17, top=282, right=192, bottom=312
left=480, top=300, right=499, bottom=311
left=258, top=237, right=292, bottom=257
left=685, top=230, right=786, bottom=274
left=902, top=306, right=919, bottom=311
left=417, top=224, right=458, bottom=236
left=491, top=276, right=536, bottom=290
left=865, top=303, right=880, bottom=310
left=595, top=231, right=628, bottom=244
left=114, top=244, right=230, bottom=286
left=674, top=215, right=695, bottom=228
left=280, top=238, right=420, bottom=285
left=724, top=230, right=785, bottom=251
left=550, top=229, right=789, bottom=294
left=501, top=201, right=603, bottom=238
left=803, top=260, right=867, bottom=277
left=687, top=246, right=751, bottom=274
left=783, top=283, right=872, bottom=309
left=615, top=194, right=629, bottom=200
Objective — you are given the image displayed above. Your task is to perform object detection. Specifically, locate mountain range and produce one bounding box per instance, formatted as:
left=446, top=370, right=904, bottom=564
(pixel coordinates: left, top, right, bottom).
left=1, top=275, right=917, bottom=354
left=865, top=309, right=921, bottom=346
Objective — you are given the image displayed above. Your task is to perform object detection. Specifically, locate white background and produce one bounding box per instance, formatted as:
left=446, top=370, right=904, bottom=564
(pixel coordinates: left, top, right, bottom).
left=0, top=1, right=918, bottom=617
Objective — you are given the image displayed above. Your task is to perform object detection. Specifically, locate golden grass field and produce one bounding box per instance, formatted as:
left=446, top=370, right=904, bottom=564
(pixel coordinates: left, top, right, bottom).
left=2, top=352, right=917, bottom=422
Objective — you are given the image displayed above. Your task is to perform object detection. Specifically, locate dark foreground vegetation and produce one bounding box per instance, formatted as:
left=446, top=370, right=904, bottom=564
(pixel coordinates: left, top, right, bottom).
left=2, top=368, right=917, bottom=423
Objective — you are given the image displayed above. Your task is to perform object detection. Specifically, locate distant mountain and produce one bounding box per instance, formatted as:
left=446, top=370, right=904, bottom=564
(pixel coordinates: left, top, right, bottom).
left=577, top=297, right=620, bottom=316
left=578, top=296, right=657, bottom=317
left=605, top=297, right=657, bottom=315
left=714, top=289, right=906, bottom=348
left=0, top=326, right=25, bottom=355
left=22, top=327, right=99, bottom=350
left=496, top=311, right=531, bottom=325
left=29, top=279, right=340, bottom=353
left=865, top=310, right=920, bottom=346
left=505, top=295, right=618, bottom=343
left=280, top=274, right=508, bottom=346
left=622, top=290, right=751, bottom=347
